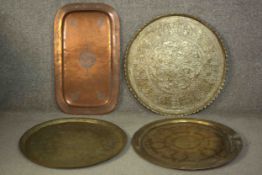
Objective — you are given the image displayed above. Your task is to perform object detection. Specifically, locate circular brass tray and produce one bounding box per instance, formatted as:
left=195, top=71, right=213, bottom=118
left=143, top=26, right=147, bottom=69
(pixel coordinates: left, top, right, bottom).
left=19, top=118, right=127, bottom=168
left=132, top=118, right=242, bottom=170
left=125, top=15, right=226, bottom=115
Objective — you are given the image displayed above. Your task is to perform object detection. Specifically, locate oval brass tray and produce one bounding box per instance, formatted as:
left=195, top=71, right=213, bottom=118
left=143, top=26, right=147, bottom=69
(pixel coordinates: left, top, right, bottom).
left=125, top=15, right=226, bottom=115
left=19, top=118, right=127, bottom=168
left=132, top=118, right=242, bottom=170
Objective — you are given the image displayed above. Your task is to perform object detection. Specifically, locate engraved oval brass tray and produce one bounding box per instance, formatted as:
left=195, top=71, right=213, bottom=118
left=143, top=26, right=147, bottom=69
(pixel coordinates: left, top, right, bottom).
left=19, top=118, right=127, bottom=168
left=125, top=15, right=226, bottom=115
left=132, top=118, right=242, bottom=170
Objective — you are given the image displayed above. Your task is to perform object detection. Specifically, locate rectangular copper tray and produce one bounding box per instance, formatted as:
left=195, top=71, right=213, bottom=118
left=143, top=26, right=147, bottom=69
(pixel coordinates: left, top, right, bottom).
left=54, top=3, right=120, bottom=114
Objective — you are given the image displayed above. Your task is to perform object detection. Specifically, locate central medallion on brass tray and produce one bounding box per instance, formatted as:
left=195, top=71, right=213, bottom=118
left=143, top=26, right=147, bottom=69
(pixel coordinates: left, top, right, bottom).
left=132, top=119, right=242, bottom=170
left=125, top=15, right=226, bottom=115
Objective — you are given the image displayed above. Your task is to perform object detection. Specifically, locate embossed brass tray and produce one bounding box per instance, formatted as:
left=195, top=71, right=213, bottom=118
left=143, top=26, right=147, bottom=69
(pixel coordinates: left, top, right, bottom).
left=132, top=118, right=242, bottom=170
left=125, top=15, right=226, bottom=115
left=54, top=3, right=120, bottom=114
left=19, top=118, right=127, bottom=168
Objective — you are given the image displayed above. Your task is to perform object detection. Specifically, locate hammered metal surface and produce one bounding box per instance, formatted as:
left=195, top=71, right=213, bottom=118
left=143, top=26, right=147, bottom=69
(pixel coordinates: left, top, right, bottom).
left=125, top=15, right=226, bottom=115
left=54, top=3, right=120, bottom=114
left=19, top=118, right=127, bottom=168
left=132, top=118, right=242, bottom=170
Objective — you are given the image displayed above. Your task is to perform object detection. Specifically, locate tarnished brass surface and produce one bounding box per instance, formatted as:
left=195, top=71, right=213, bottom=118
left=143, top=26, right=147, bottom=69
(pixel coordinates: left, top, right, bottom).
left=125, top=15, right=226, bottom=115
left=132, top=118, right=242, bottom=170
left=19, top=118, right=127, bottom=168
left=54, top=3, right=120, bottom=114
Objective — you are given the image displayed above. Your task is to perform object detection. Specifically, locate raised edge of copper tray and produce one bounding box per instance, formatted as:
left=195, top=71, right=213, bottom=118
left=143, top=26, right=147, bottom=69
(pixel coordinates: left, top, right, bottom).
left=132, top=118, right=242, bottom=170
left=54, top=3, right=120, bottom=114
left=19, top=118, right=127, bottom=168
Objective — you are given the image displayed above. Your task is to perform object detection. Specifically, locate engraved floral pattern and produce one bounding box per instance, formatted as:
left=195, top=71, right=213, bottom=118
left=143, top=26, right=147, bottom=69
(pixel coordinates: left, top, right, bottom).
left=126, top=16, right=226, bottom=115
left=142, top=123, right=227, bottom=165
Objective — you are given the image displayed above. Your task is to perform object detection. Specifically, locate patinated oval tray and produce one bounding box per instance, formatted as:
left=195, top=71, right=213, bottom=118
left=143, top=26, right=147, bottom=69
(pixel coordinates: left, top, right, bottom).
left=20, top=118, right=127, bottom=168
left=125, top=15, right=226, bottom=115
left=132, top=118, right=242, bottom=170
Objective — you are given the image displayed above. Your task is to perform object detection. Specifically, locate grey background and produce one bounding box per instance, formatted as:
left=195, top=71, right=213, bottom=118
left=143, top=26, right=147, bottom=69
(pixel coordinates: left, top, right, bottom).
left=0, top=0, right=261, bottom=175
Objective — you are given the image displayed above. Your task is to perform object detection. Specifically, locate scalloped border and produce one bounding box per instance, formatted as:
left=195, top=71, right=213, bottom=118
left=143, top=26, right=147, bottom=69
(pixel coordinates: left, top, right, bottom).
left=124, top=14, right=228, bottom=116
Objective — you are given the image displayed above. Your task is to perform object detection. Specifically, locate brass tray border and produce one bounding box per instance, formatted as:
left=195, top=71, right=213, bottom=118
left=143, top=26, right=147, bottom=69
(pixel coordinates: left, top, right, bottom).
left=124, top=14, right=228, bottom=116
left=54, top=3, right=120, bottom=114
left=19, top=118, right=127, bottom=168
left=132, top=118, right=242, bottom=170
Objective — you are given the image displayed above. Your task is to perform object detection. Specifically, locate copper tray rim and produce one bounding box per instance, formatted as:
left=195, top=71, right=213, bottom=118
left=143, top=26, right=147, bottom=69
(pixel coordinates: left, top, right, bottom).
left=19, top=118, right=127, bottom=169
left=132, top=118, right=243, bottom=170
left=54, top=3, right=120, bottom=114
left=124, top=14, right=228, bottom=116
